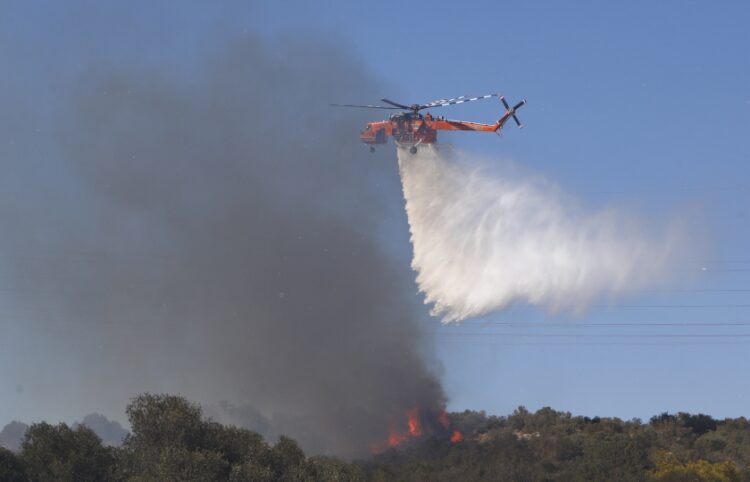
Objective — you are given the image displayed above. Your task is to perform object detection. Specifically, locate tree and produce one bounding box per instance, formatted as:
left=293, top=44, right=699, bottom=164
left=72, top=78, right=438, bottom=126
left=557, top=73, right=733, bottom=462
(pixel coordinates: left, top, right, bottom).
left=303, top=456, right=364, bottom=482
left=118, top=393, right=229, bottom=480
left=679, top=414, right=720, bottom=436
left=125, top=393, right=205, bottom=452
left=0, top=447, right=27, bottom=482
left=267, top=436, right=307, bottom=481
left=20, top=422, right=112, bottom=482
left=649, top=451, right=739, bottom=482
left=574, top=431, right=651, bottom=482
left=117, top=393, right=312, bottom=481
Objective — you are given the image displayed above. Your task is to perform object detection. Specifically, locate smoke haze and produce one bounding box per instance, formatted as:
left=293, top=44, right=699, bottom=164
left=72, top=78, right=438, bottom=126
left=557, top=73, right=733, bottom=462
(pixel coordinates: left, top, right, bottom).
left=0, top=421, right=28, bottom=452
left=399, top=146, right=686, bottom=322
left=0, top=11, right=442, bottom=458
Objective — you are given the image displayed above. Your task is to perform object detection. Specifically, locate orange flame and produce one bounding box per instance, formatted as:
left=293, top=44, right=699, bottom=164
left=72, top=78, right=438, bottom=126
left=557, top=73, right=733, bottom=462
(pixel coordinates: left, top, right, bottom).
left=383, top=408, right=422, bottom=449
left=388, top=429, right=407, bottom=447
left=373, top=407, right=462, bottom=454
left=407, top=408, right=422, bottom=437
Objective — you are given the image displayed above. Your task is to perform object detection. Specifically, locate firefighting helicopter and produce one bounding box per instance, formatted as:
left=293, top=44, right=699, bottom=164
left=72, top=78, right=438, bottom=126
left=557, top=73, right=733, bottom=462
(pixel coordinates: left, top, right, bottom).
left=331, top=93, right=525, bottom=154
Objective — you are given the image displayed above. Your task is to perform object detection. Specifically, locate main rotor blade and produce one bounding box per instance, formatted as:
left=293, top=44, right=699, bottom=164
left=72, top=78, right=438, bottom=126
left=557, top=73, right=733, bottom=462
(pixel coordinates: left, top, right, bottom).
left=420, top=93, right=500, bottom=110
left=512, top=115, right=522, bottom=127
left=513, top=100, right=526, bottom=110
left=329, top=103, right=401, bottom=110
left=380, top=98, right=411, bottom=109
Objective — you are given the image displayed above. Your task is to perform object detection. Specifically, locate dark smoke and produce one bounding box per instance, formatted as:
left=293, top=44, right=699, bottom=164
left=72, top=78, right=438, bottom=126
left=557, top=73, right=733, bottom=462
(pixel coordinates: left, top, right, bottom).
left=0, top=15, right=443, bottom=457
left=0, top=422, right=28, bottom=452
left=73, top=414, right=128, bottom=447
left=203, top=401, right=271, bottom=438
left=1, top=414, right=127, bottom=451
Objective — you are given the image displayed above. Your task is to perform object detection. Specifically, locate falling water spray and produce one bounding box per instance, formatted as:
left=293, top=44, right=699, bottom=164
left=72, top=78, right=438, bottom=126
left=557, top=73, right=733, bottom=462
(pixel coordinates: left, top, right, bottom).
left=398, top=145, right=686, bottom=322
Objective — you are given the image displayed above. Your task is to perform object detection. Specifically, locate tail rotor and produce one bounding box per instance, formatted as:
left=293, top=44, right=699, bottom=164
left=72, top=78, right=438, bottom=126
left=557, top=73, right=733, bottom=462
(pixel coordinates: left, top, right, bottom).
left=501, top=96, right=526, bottom=128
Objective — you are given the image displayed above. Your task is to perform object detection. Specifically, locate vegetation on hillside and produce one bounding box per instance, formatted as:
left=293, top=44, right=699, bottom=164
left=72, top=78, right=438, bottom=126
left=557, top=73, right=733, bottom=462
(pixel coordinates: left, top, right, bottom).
left=2, top=394, right=749, bottom=481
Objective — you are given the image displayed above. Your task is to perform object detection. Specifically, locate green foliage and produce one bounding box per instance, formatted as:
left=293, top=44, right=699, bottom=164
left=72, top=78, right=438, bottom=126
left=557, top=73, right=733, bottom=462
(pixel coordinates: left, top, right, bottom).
left=680, top=414, right=720, bottom=436
left=364, top=407, right=748, bottom=482
left=117, top=393, right=266, bottom=481
left=0, top=447, right=27, bottom=482
left=572, top=431, right=651, bottom=482
left=116, top=393, right=363, bottom=482
left=304, top=456, right=365, bottom=482
left=126, top=393, right=205, bottom=452
left=5, top=395, right=750, bottom=481
left=20, top=422, right=113, bottom=482
left=649, top=451, right=739, bottom=482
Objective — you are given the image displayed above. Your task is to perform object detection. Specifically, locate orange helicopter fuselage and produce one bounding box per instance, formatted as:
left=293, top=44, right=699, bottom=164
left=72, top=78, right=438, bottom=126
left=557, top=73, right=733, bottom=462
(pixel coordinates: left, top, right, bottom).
left=359, top=112, right=507, bottom=147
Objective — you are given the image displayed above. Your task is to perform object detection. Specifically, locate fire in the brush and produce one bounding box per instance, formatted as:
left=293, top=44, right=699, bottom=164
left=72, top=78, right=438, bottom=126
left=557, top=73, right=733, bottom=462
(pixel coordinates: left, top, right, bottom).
left=406, top=408, right=422, bottom=437
left=373, top=407, right=463, bottom=453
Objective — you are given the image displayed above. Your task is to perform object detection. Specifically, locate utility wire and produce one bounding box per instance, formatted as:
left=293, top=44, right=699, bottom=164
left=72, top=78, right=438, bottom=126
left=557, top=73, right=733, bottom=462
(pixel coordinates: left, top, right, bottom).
left=440, top=321, right=750, bottom=327
left=436, top=340, right=750, bottom=346
left=431, top=333, right=750, bottom=338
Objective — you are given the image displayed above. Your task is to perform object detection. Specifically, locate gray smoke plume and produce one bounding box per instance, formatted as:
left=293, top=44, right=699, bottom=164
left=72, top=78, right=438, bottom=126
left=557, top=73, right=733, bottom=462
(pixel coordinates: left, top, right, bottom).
left=73, top=414, right=128, bottom=447
left=2, top=414, right=127, bottom=451
left=0, top=422, right=28, bottom=452
left=399, top=146, right=688, bottom=322
left=0, top=13, right=442, bottom=457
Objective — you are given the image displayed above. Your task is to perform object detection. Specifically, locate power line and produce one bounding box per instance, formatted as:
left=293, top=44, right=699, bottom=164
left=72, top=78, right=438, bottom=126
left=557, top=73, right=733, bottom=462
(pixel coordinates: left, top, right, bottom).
left=436, top=340, right=750, bottom=346
left=701, top=260, right=750, bottom=264
left=442, top=321, right=750, bottom=327
left=592, top=304, right=750, bottom=309
left=432, top=333, right=750, bottom=338
left=623, top=289, right=750, bottom=293
left=698, top=269, right=750, bottom=273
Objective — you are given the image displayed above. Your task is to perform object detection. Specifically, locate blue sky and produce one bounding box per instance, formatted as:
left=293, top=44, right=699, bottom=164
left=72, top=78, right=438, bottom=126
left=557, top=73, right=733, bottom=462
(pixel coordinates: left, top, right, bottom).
left=262, top=0, right=750, bottom=419
left=1, top=1, right=749, bottom=425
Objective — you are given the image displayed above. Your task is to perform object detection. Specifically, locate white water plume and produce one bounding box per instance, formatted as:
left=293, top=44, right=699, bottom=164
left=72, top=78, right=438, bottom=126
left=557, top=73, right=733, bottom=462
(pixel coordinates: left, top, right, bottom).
left=398, top=145, right=686, bottom=322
